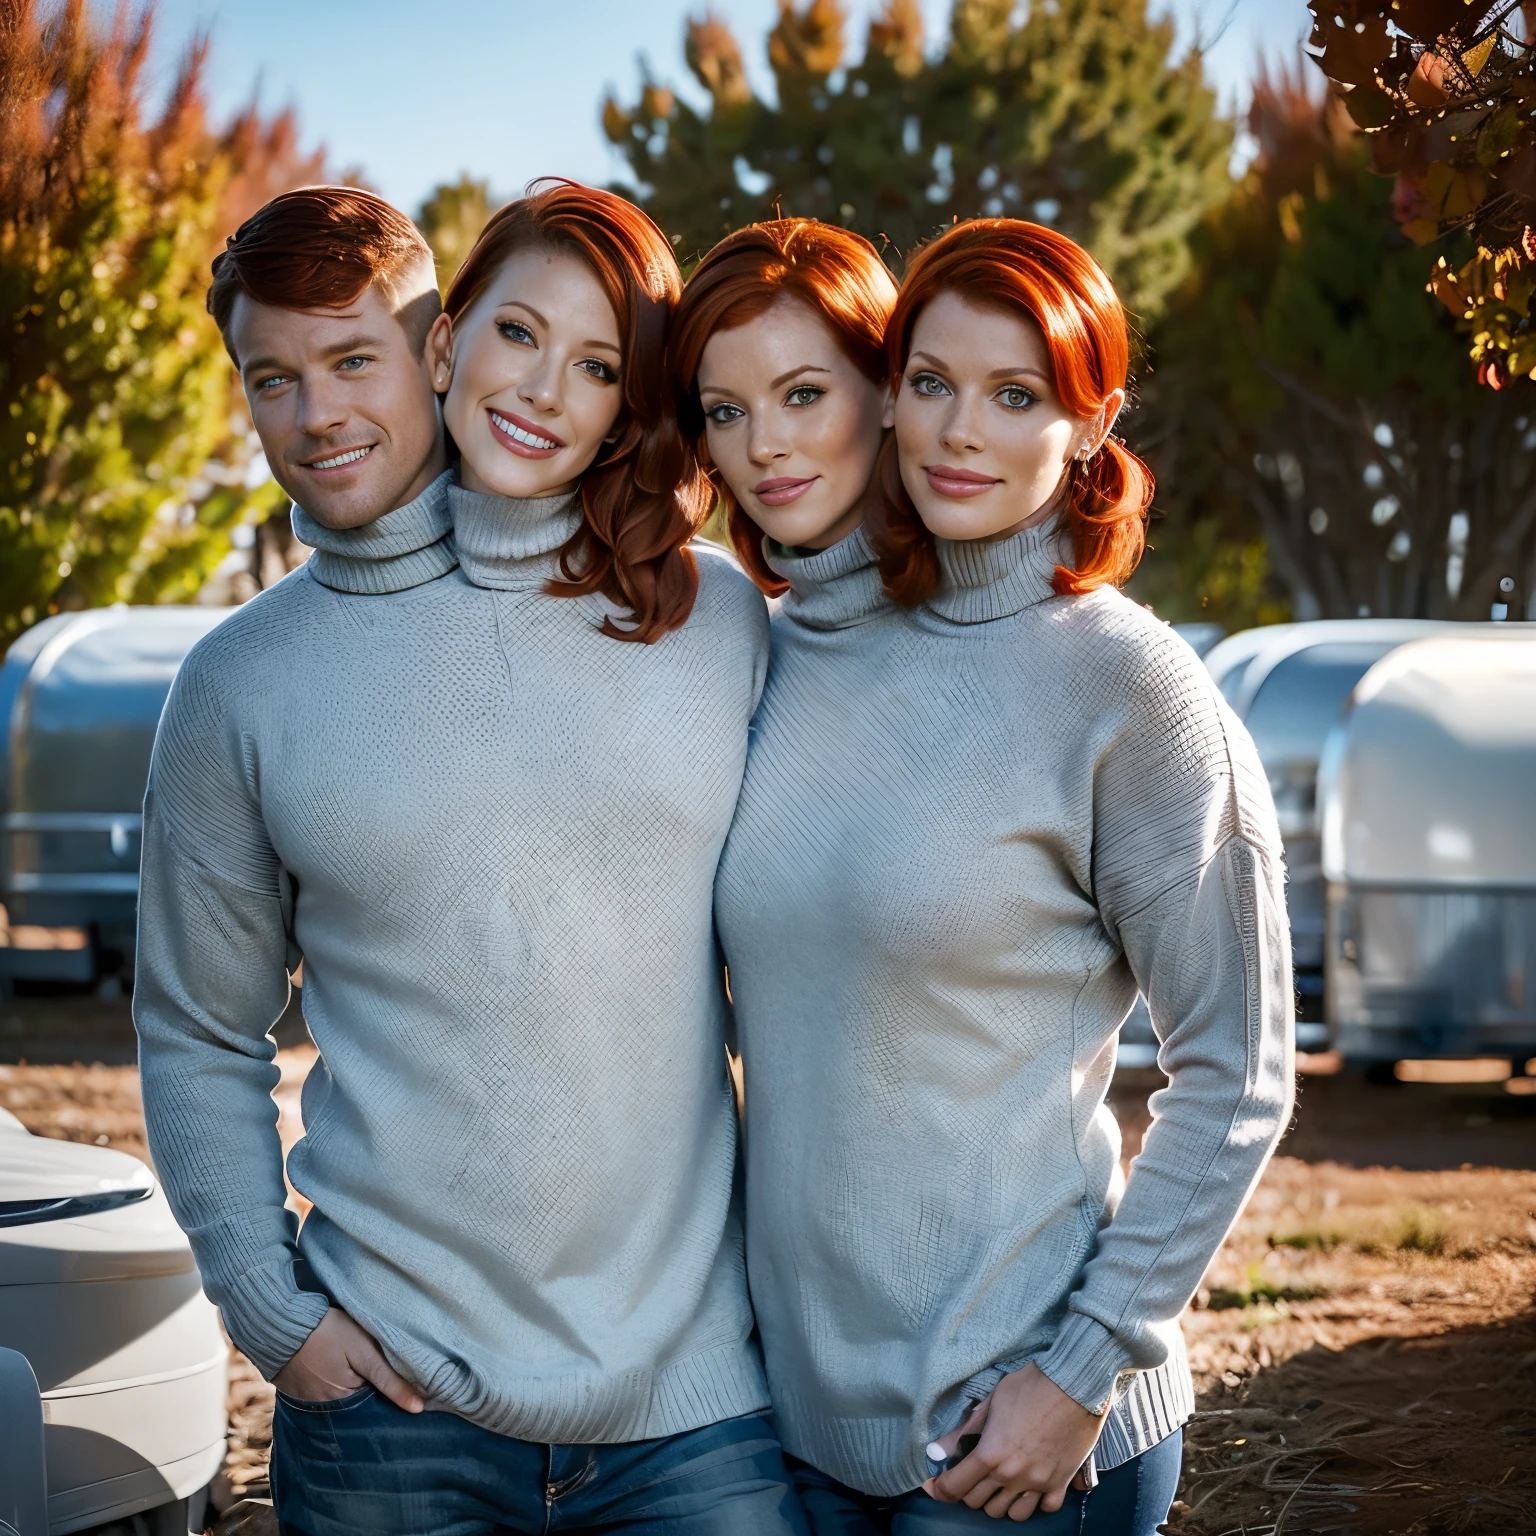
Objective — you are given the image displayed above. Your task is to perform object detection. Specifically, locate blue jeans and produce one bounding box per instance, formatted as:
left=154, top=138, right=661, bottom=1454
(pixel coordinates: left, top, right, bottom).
left=787, top=1432, right=1181, bottom=1536
left=271, top=1387, right=810, bottom=1535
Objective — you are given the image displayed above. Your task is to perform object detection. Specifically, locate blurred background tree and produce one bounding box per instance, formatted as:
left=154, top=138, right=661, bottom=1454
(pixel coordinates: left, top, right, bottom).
left=1136, top=65, right=1536, bottom=624
left=603, top=0, right=1232, bottom=318
left=417, top=175, right=498, bottom=295
left=0, top=0, right=325, bottom=640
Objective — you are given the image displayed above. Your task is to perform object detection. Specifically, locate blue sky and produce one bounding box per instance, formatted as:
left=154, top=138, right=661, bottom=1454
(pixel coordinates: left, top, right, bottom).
left=136, top=0, right=1312, bottom=216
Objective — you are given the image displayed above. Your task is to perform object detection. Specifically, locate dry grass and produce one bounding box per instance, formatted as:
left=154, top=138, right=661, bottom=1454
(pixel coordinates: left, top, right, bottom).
left=6, top=1002, right=1536, bottom=1533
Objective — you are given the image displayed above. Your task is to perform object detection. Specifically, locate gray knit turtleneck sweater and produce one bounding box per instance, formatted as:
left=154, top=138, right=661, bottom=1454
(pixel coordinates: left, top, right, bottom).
left=135, top=472, right=773, bottom=1442
left=716, top=521, right=1294, bottom=1495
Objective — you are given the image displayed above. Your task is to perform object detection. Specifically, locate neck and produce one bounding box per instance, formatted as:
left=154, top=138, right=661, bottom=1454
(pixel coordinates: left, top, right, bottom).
left=296, top=469, right=458, bottom=595
left=391, top=436, right=451, bottom=511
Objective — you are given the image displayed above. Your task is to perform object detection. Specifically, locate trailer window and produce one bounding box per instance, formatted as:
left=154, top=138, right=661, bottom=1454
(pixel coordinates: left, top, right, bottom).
left=1244, top=642, right=1398, bottom=765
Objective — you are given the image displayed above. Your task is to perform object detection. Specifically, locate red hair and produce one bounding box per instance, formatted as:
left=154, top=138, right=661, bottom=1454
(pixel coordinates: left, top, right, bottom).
left=868, top=219, right=1151, bottom=607
left=444, top=180, right=710, bottom=643
left=669, top=220, right=898, bottom=595
left=208, top=186, right=439, bottom=361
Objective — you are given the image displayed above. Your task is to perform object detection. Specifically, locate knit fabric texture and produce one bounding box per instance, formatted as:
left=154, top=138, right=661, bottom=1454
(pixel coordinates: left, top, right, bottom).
left=135, top=471, right=773, bottom=1442
left=715, top=519, right=1295, bottom=1496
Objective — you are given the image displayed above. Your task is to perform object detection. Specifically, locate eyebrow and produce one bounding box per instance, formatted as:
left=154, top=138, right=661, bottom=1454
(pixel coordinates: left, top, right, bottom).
left=499, top=299, right=622, bottom=356
left=770, top=363, right=832, bottom=389
left=910, top=350, right=1049, bottom=384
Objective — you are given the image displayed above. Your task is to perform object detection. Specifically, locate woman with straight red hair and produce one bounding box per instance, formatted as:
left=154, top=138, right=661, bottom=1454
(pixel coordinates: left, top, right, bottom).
left=716, top=220, right=1293, bottom=1533
left=670, top=217, right=896, bottom=599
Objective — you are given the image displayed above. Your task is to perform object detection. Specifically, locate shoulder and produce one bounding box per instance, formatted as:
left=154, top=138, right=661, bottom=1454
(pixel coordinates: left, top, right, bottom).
left=1054, top=590, right=1277, bottom=846
left=687, top=539, right=770, bottom=643
left=166, top=567, right=329, bottom=718
left=1037, top=588, right=1231, bottom=727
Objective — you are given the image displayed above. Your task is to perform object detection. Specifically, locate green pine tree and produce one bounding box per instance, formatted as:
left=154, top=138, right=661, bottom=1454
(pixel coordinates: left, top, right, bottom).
left=603, top=0, right=1232, bottom=318
left=1138, top=65, right=1536, bottom=624
left=0, top=0, right=313, bottom=641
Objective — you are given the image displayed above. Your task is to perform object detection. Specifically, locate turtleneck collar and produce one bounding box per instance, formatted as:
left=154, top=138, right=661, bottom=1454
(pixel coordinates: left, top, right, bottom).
left=762, top=526, right=889, bottom=631
left=927, top=514, right=1067, bottom=625
left=293, top=470, right=457, bottom=595
left=447, top=481, right=584, bottom=591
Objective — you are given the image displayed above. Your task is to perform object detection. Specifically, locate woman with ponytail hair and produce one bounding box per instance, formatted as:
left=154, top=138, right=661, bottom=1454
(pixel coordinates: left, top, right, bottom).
left=716, top=220, right=1293, bottom=1533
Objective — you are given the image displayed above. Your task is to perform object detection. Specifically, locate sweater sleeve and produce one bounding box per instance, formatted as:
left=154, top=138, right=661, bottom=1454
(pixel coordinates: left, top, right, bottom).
left=133, top=648, right=330, bottom=1380
left=1036, top=635, right=1295, bottom=1416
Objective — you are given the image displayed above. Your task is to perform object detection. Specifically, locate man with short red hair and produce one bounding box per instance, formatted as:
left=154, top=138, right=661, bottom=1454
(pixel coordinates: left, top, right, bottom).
left=134, top=187, right=802, bottom=1535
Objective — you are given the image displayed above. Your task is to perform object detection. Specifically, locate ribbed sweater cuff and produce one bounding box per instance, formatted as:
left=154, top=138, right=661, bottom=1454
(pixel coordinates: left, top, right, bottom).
left=195, top=1218, right=330, bottom=1379
left=215, top=1259, right=330, bottom=1380
left=1036, top=1312, right=1137, bottom=1415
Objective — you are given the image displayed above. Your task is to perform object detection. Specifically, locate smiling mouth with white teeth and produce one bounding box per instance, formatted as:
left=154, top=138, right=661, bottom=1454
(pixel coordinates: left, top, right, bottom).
left=308, top=445, right=374, bottom=471
left=488, top=409, right=563, bottom=457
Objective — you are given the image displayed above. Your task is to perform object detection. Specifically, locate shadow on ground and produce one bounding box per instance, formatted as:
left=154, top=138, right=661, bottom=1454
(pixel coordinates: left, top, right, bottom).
left=1168, top=1307, right=1536, bottom=1535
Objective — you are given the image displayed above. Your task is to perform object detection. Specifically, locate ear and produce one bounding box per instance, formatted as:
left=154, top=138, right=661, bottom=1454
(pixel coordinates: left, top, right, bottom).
left=1077, top=388, right=1126, bottom=461
left=427, top=312, right=454, bottom=394
left=880, top=380, right=897, bottom=431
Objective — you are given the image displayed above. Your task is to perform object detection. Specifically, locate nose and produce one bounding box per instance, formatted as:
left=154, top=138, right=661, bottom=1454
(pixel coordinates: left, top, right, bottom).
left=746, top=414, right=791, bottom=466
left=294, top=375, right=349, bottom=440
left=937, top=393, right=985, bottom=456
left=518, top=358, right=563, bottom=415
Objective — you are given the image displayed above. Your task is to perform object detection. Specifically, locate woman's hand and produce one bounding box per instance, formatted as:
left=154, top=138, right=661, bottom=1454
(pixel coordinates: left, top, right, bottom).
left=274, top=1306, right=424, bottom=1412
left=922, top=1363, right=1107, bottom=1520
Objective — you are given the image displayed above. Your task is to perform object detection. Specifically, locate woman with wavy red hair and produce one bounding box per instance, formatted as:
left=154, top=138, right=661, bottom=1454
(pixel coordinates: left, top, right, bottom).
left=715, top=220, right=1293, bottom=1533
left=669, top=218, right=896, bottom=599
left=398, top=181, right=810, bottom=1533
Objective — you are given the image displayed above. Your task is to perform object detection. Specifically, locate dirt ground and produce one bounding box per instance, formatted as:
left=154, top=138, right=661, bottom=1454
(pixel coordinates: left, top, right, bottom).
left=4, top=994, right=1535, bottom=1535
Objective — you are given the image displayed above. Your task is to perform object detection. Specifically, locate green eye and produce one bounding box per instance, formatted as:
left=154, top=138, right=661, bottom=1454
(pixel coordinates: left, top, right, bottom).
left=996, top=385, right=1035, bottom=410
left=786, top=385, right=824, bottom=407
left=910, top=372, right=948, bottom=397
left=706, top=402, right=744, bottom=425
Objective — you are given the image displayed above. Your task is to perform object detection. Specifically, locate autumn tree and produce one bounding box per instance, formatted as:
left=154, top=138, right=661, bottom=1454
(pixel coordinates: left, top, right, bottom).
left=603, top=0, right=1232, bottom=317
left=1136, top=65, right=1536, bottom=624
left=0, top=0, right=324, bottom=640
left=1304, top=0, right=1536, bottom=386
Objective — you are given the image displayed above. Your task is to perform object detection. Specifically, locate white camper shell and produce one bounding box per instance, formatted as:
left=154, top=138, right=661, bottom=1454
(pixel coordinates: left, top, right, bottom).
left=1321, top=630, right=1536, bottom=1064
left=0, top=1110, right=226, bottom=1534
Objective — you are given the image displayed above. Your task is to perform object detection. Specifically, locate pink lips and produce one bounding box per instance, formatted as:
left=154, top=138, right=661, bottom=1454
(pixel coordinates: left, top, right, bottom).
left=924, top=464, right=1000, bottom=499
left=487, top=408, right=565, bottom=460
left=752, top=475, right=818, bottom=507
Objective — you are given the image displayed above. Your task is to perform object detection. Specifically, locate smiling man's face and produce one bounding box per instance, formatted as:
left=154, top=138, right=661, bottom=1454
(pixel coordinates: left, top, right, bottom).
left=230, top=281, right=445, bottom=530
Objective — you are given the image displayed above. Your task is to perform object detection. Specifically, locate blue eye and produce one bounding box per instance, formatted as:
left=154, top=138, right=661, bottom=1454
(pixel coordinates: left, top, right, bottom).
left=338, top=356, right=368, bottom=372
left=996, top=385, right=1036, bottom=410
left=705, top=402, right=745, bottom=425
left=255, top=374, right=289, bottom=391
left=497, top=319, right=535, bottom=345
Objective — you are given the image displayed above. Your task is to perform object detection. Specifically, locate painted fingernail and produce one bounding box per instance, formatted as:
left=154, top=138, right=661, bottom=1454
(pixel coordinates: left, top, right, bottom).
left=926, top=1441, right=946, bottom=1462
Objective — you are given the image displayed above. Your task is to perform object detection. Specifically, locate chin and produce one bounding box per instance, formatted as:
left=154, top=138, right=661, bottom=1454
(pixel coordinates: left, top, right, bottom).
left=911, top=497, right=1016, bottom=543
left=460, top=443, right=574, bottom=500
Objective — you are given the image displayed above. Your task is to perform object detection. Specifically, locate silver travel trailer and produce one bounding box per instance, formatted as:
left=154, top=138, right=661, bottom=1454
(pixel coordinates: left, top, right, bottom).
left=0, top=1109, right=226, bottom=1535
left=0, top=607, right=232, bottom=988
left=1322, top=630, right=1536, bottom=1066
left=1116, top=620, right=1454, bottom=1068
left=1206, top=620, right=1459, bottom=1039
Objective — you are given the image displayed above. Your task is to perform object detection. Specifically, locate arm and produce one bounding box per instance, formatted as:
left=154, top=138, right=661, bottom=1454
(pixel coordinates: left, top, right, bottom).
left=133, top=647, right=328, bottom=1381
left=1036, top=680, right=1295, bottom=1414
left=929, top=637, right=1293, bottom=1520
